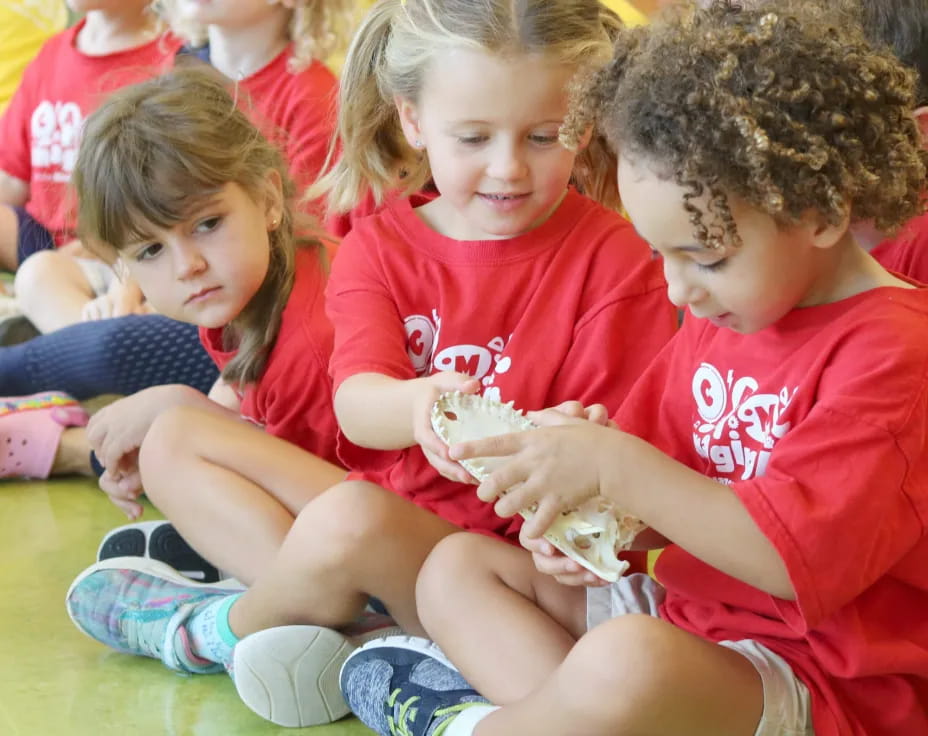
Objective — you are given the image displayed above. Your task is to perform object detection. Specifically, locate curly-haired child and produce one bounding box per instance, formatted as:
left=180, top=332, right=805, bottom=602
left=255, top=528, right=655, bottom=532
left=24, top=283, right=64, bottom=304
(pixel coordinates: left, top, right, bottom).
left=340, top=2, right=928, bottom=735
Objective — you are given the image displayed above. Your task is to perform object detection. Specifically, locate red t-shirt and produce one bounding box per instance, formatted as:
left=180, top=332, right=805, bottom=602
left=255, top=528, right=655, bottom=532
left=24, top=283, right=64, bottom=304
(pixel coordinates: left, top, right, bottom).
left=199, top=248, right=340, bottom=465
left=0, top=21, right=179, bottom=243
left=616, top=286, right=928, bottom=736
left=326, top=188, right=677, bottom=540
left=871, top=213, right=928, bottom=285
left=230, top=46, right=336, bottom=217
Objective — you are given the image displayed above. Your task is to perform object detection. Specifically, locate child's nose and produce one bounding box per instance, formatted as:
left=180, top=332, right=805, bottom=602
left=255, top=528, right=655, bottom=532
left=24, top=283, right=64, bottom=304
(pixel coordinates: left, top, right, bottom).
left=487, top=141, right=527, bottom=181
left=174, top=245, right=207, bottom=279
left=664, top=262, right=708, bottom=309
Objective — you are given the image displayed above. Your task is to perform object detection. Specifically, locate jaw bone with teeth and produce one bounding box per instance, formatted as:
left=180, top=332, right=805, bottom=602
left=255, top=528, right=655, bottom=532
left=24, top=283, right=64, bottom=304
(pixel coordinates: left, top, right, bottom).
left=430, top=391, right=644, bottom=582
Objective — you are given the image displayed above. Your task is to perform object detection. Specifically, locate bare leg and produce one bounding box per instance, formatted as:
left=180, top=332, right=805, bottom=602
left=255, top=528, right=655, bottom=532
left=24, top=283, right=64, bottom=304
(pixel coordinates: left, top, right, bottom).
left=229, top=481, right=459, bottom=636
left=0, top=205, right=18, bottom=273
left=418, top=532, right=587, bottom=702
left=50, top=426, right=93, bottom=476
left=14, top=250, right=96, bottom=332
left=139, top=405, right=346, bottom=585
left=476, top=615, right=764, bottom=736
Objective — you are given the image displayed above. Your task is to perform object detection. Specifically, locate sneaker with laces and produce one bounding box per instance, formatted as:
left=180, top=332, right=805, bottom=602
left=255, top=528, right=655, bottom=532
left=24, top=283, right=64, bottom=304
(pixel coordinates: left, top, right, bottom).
left=96, top=520, right=225, bottom=583
left=339, top=635, right=488, bottom=736
left=66, top=556, right=243, bottom=674
left=232, top=611, right=404, bottom=728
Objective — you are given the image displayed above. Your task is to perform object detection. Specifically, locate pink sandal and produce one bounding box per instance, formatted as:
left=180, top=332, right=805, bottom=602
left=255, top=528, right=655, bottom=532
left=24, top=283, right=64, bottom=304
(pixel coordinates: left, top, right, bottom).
left=0, top=392, right=89, bottom=479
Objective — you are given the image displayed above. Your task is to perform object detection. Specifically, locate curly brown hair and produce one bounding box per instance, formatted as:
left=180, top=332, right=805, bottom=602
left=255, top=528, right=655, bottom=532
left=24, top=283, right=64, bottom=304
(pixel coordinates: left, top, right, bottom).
left=563, top=0, right=928, bottom=247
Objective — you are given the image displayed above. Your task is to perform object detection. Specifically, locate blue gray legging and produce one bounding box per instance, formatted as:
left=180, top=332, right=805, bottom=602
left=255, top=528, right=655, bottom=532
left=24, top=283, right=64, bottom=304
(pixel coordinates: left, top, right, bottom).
left=0, top=314, right=218, bottom=399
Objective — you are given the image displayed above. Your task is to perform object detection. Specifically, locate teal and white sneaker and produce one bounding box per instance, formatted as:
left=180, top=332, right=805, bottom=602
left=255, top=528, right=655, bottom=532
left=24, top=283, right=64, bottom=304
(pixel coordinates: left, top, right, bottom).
left=233, top=611, right=403, bottom=727
left=339, top=635, right=489, bottom=736
left=66, top=556, right=243, bottom=674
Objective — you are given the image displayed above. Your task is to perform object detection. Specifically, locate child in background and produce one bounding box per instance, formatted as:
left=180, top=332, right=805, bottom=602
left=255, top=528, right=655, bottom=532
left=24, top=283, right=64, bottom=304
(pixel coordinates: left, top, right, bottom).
left=340, top=3, right=928, bottom=735
left=851, top=0, right=928, bottom=282
left=66, top=0, right=676, bottom=728
left=0, top=0, right=177, bottom=275
left=0, top=0, right=354, bottom=485
left=13, top=0, right=351, bottom=335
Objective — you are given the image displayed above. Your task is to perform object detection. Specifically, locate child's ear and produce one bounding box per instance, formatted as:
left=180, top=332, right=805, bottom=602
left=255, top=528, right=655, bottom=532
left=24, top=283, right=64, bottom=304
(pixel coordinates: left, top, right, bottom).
left=575, top=125, right=594, bottom=151
left=263, top=169, right=285, bottom=229
left=395, top=95, right=424, bottom=151
left=913, top=106, right=928, bottom=149
left=800, top=206, right=851, bottom=251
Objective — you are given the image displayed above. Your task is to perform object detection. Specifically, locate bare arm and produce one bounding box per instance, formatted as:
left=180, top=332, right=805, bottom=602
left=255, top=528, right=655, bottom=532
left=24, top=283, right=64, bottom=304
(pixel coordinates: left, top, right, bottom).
left=0, top=170, right=29, bottom=207
left=603, top=432, right=793, bottom=599
left=453, top=417, right=794, bottom=599
left=334, top=371, right=479, bottom=450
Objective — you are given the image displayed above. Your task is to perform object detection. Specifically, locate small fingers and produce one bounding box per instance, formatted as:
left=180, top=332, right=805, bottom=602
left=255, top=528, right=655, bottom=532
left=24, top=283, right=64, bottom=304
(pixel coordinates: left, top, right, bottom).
left=547, top=401, right=586, bottom=419
left=519, top=531, right=556, bottom=556
left=99, top=471, right=141, bottom=502
left=449, top=432, right=525, bottom=462
left=421, top=445, right=474, bottom=485
left=554, top=571, right=610, bottom=587
left=113, top=497, right=143, bottom=520
left=584, top=403, right=611, bottom=426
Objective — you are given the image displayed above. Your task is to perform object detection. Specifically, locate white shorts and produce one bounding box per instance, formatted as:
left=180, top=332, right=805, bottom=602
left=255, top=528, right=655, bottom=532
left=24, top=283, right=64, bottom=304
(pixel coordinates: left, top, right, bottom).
left=75, top=257, right=117, bottom=297
left=586, top=574, right=815, bottom=736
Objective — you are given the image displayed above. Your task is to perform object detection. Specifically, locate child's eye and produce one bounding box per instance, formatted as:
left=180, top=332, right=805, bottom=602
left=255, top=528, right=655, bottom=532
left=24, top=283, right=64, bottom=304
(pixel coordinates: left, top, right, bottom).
left=528, top=133, right=559, bottom=145
left=135, top=243, right=163, bottom=262
left=457, top=135, right=488, bottom=145
left=696, top=258, right=728, bottom=272
left=195, top=216, right=222, bottom=233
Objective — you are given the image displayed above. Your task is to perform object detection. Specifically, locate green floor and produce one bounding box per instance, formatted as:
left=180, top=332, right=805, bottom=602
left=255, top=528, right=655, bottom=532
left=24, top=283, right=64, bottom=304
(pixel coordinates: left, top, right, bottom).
left=0, top=476, right=371, bottom=735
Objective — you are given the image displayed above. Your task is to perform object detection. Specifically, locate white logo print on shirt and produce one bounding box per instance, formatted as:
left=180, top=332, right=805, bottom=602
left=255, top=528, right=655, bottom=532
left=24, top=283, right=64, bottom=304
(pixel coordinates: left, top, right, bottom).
left=692, top=362, right=796, bottom=481
left=403, top=309, right=513, bottom=402
left=31, top=100, right=83, bottom=181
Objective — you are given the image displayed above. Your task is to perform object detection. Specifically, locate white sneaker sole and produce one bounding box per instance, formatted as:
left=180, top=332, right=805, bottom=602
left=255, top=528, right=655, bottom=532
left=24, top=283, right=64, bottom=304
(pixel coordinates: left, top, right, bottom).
left=348, top=633, right=457, bottom=670
left=233, top=625, right=354, bottom=727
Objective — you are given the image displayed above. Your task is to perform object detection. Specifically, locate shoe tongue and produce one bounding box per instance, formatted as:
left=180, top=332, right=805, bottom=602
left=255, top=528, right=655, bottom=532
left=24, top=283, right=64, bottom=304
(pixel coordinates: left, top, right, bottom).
left=394, top=692, right=449, bottom=736
left=396, top=688, right=480, bottom=736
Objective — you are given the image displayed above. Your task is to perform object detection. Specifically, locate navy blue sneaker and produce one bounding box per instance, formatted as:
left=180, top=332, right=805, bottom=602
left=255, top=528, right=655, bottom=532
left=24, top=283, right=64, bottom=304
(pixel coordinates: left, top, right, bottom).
left=97, top=520, right=224, bottom=584
left=339, top=635, right=489, bottom=736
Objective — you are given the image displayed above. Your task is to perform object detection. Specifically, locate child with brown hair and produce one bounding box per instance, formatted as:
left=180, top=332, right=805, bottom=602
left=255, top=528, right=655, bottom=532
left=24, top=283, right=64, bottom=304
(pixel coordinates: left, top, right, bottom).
left=13, top=0, right=352, bottom=335
left=341, top=2, right=928, bottom=735
left=0, top=0, right=354, bottom=493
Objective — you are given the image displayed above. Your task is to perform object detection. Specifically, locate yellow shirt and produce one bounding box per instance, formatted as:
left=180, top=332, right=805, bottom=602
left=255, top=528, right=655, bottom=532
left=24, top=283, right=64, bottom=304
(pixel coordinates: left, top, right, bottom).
left=0, top=1, right=68, bottom=114
left=600, top=0, right=648, bottom=26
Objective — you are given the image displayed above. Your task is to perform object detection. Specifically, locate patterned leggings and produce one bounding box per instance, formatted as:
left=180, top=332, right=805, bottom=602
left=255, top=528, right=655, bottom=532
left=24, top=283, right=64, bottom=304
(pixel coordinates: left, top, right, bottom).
left=0, top=315, right=218, bottom=399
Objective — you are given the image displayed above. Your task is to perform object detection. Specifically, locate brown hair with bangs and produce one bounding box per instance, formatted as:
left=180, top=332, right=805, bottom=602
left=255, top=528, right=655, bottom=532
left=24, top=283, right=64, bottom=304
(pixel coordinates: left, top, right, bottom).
left=73, top=65, right=323, bottom=387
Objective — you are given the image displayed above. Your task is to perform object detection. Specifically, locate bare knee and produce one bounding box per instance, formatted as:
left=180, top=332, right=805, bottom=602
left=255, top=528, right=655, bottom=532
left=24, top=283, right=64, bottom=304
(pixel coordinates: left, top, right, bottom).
left=14, top=250, right=61, bottom=304
left=567, top=614, right=679, bottom=708
left=417, top=532, right=519, bottom=635
left=417, top=532, right=486, bottom=602
left=286, top=481, right=397, bottom=570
